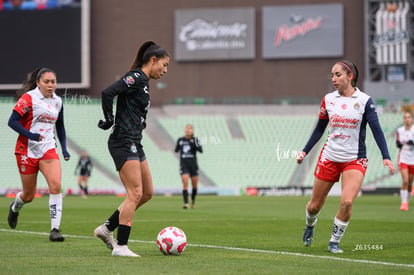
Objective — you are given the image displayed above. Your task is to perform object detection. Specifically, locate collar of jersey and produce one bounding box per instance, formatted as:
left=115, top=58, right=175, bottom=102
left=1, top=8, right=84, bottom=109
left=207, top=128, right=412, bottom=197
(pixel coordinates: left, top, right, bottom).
left=334, top=87, right=360, bottom=98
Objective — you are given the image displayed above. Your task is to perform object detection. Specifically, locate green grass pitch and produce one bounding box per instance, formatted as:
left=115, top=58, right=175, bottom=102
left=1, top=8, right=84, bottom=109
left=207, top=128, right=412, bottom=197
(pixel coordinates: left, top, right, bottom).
left=0, top=195, right=413, bottom=274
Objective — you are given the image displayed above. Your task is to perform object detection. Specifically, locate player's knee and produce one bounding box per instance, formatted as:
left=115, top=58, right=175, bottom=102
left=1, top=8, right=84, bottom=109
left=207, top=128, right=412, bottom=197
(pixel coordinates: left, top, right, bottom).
left=308, top=203, right=321, bottom=214
left=22, top=194, right=35, bottom=203
left=340, top=200, right=353, bottom=213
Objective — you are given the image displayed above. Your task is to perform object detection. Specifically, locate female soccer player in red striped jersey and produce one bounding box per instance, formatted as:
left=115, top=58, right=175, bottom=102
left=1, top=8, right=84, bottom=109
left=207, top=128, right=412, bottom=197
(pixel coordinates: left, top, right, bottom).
left=396, top=111, right=414, bottom=211
left=297, top=60, right=394, bottom=253
left=7, top=67, right=70, bottom=242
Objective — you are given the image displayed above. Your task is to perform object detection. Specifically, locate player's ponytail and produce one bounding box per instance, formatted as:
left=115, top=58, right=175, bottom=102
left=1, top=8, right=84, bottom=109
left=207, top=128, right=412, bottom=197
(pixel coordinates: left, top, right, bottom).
left=16, top=67, right=42, bottom=99
left=130, top=41, right=169, bottom=70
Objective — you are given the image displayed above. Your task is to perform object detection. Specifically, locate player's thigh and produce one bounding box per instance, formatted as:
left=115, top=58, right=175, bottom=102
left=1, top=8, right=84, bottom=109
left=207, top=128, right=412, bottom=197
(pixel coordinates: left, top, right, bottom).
left=39, top=159, right=62, bottom=193
left=340, top=169, right=364, bottom=202
left=309, top=178, right=335, bottom=206
left=140, top=160, right=153, bottom=197
left=119, top=160, right=142, bottom=193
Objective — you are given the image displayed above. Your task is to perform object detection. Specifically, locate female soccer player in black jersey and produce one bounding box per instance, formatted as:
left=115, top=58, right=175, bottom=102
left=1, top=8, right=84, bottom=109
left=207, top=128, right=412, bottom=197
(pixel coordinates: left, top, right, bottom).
left=74, top=150, right=93, bottom=198
left=94, top=41, right=169, bottom=257
left=175, top=124, right=203, bottom=209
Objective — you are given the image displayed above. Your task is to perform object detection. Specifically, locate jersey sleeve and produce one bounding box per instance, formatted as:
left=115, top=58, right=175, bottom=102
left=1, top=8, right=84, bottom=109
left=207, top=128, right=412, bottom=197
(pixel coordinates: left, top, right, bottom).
left=101, top=79, right=127, bottom=120
left=175, top=138, right=181, bottom=153
left=318, top=97, right=328, bottom=120
left=365, top=98, right=391, bottom=160
left=122, top=71, right=147, bottom=93
left=13, top=93, right=32, bottom=116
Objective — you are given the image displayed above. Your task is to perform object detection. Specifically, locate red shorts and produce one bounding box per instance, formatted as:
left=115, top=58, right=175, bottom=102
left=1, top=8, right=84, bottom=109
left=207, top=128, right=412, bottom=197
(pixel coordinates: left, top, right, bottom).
left=314, top=155, right=368, bottom=183
left=399, top=162, right=414, bottom=174
left=16, top=148, right=59, bottom=174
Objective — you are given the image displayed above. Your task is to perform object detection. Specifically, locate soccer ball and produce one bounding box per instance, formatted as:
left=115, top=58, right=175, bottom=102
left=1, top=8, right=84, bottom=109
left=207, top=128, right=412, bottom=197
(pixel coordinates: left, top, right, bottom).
left=156, top=226, right=187, bottom=255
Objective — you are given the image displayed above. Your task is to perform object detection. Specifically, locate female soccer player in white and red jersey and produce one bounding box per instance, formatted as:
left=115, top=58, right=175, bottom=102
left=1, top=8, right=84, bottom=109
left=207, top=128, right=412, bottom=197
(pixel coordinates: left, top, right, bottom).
left=396, top=111, right=414, bottom=211
left=7, top=67, right=70, bottom=242
left=297, top=60, right=394, bottom=253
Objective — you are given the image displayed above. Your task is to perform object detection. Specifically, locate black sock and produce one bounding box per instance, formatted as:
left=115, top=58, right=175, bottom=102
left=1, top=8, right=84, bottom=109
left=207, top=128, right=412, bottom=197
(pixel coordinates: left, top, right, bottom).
left=104, top=209, right=120, bottom=231
left=191, top=188, right=197, bottom=203
left=183, top=189, right=189, bottom=204
left=84, top=187, right=88, bottom=195
left=117, top=224, right=131, bottom=245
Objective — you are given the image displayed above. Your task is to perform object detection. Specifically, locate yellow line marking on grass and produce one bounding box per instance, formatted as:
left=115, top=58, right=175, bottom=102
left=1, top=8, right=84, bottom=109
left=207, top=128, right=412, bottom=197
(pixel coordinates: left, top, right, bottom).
left=1, top=228, right=414, bottom=269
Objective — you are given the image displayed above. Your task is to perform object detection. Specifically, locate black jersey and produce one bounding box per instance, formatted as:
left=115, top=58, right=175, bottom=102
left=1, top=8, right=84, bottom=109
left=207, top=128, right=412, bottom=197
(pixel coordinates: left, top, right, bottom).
left=76, top=156, right=93, bottom=176
left=175, top=136, right=203, bottom=165
left=101, top=68, right=150, bottom=143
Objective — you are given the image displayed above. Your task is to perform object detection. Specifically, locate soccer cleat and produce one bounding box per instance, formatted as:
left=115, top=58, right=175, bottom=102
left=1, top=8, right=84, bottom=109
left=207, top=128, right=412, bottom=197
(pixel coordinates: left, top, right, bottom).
left=183, top=204, right=189, bottom=209
left=8, top=202, right=19, bottom=229
left=302, top=225, right=314, bottom=247
left=400, top=202, right=409, bottom=211
left=328, top=242, right=343, bottom=253
left=112, top=244, right=140, bottom=257
left=49, top=228, right=65, bottom=242
left=94, top=224, right=116, bottom=250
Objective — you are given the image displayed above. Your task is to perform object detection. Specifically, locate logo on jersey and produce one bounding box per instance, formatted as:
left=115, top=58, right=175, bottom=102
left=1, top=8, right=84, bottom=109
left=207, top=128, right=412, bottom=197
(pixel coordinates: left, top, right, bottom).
left=353, top=103, right=360, bottom=110
left=134, top=73, right=140, bottom=78
left=329, top=114, right=360, bottom=129
left=319, top=106, right=326, bottom=116
left=123, top=76, right=135, bottom=87
left=341, top=103, right=347, bottom=110
left=131, top=143, right=137, bottom=153
left=37, top=113, right=57, bottom=124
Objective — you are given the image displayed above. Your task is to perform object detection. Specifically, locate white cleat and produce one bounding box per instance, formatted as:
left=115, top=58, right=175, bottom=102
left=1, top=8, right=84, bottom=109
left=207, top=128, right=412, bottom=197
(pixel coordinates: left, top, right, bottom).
left=328, top=242, right=343, bottom=253
left=94, top=224, right=116, bottom=250
left=112, top=244, right=140, bottom=257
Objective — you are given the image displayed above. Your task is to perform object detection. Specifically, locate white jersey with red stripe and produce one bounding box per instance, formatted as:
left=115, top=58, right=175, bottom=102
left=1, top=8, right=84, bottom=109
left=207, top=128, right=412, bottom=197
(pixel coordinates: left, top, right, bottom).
left=396, top=125, right=414, bottom=165
left=319, top=88, right=375, bottom=163
left=13, top=87, right=62, bottom=159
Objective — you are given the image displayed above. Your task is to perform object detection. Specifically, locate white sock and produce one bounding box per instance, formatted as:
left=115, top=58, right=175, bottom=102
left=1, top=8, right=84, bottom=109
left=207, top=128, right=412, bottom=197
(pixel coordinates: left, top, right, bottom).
left=401, top=189, right=408, bottom=203
left=329, top=217, right=349, bottom=243
left=408, top=192, right=411, bottom=202
left=49, top=193, right=63, bottom=230
left=12, top=192, right=25, bottom=212
left=306, top=208, right=319, bottom=227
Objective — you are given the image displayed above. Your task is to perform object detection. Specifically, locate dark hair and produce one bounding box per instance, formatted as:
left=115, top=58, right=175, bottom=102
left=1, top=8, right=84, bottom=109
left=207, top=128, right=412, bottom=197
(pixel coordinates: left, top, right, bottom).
left=16, top=67, right=56, bottom=99
left=129, top=41, right=169, bottom=70
left=337, top=60, right=359, bottom=87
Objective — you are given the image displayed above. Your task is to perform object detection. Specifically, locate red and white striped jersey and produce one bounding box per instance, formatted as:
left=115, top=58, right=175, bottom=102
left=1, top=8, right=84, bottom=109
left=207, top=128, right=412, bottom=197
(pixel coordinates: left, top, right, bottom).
left=319, top=88, right=378, bottom=162
left=13, top=87, right=62, bottom=159
left=396, top=125, right=414, bottom=165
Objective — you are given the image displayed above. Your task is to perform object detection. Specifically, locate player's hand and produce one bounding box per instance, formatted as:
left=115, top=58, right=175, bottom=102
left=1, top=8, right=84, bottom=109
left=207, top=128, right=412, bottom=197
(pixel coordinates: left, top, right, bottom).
left=383, top=159, right=395, bottom=175
left=98, top=118, right=113, bottom=130
left=63, top=150, right=70, bottom=161
left=30, top=133, right=44, bottom=141
left=296, top=151, right=306, bottom=164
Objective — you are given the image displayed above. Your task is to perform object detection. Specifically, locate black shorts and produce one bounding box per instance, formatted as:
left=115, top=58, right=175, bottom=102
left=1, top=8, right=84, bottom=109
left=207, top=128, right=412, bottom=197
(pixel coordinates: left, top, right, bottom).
left=79, top=168, right=90, bottom=177
left=108, top=139, right=146, bottom=171
left=180, top=162, right=198, bottom=177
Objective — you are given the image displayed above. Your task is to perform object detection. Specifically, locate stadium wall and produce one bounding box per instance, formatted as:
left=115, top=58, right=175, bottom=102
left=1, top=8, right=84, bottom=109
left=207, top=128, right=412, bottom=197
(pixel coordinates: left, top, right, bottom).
left=89, top=0, right=364, bottom=106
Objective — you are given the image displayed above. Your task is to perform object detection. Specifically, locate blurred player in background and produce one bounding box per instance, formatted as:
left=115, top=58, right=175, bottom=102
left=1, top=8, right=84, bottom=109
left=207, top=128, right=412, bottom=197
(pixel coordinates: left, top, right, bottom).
left=297, top=60, right=394, bottom=253
left=175, top=124, right=203, bottom=209
left=74, top=149, right=93, bottom=198
left=7, top=67, right=70, bottom=242
left=94, top=41, right=169, bottom=257
left=396, top=111, right=414, bottom=211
